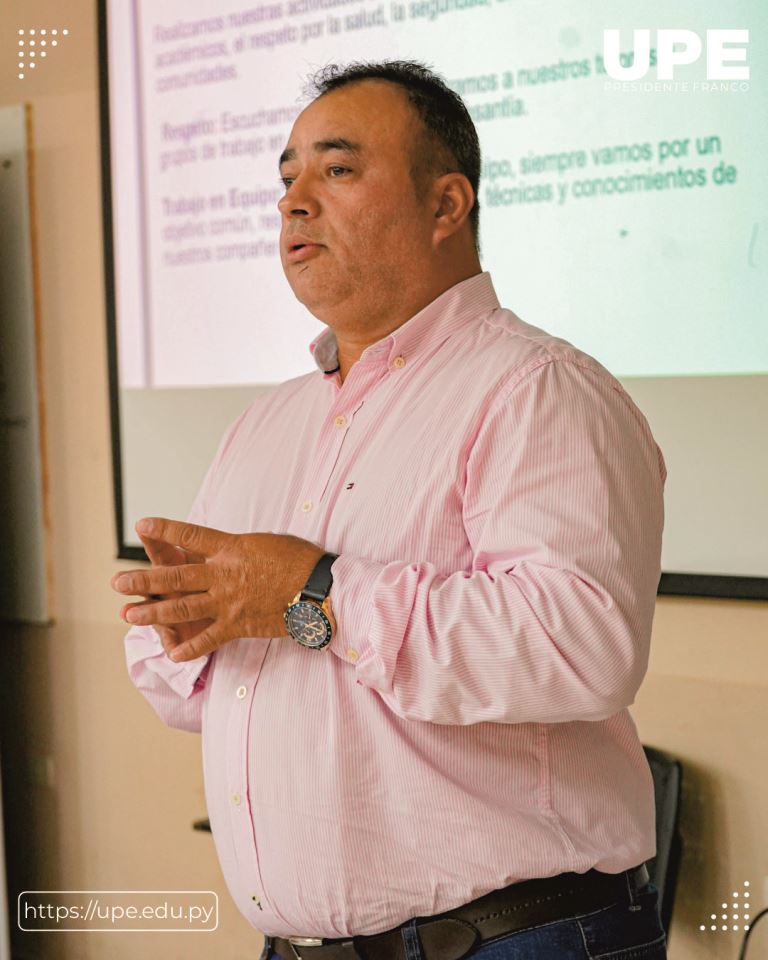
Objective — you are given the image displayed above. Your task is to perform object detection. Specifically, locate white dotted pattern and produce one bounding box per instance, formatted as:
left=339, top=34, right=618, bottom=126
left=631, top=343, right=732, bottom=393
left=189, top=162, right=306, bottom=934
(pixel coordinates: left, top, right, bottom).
left=700, top=881, right=752, bottom=933
left=16, top=27, right=67, bottom=78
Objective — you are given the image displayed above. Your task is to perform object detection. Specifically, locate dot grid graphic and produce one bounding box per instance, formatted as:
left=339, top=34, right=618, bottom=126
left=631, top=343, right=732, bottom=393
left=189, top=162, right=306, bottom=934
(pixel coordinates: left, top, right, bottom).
left=16, top=28, right=69, bottom=79
left=699, top=880, right=751, bottom=932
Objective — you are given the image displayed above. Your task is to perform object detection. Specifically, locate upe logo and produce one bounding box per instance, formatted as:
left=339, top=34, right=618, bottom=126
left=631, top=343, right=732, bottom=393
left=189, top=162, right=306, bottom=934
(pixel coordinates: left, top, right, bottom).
left=603, top=29, right=749, bottom=80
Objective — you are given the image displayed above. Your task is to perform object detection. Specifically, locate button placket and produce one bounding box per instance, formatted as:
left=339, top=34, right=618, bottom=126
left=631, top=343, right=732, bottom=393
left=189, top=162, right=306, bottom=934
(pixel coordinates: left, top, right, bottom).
left=224, top=641, right=281, bottom=925
left=315, top=366, right=383, bottom=508
left=299, top=359, right=386, bottom=527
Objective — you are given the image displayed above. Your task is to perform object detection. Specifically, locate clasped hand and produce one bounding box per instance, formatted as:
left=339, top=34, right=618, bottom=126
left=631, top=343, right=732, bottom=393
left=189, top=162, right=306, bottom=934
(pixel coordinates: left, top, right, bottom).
left=111, top=517, right=325, bottom=663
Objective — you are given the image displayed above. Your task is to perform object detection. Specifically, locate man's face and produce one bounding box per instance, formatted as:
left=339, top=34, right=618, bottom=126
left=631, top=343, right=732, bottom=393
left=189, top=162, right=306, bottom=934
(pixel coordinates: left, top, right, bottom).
left=277, top=80, right=435, bottom=325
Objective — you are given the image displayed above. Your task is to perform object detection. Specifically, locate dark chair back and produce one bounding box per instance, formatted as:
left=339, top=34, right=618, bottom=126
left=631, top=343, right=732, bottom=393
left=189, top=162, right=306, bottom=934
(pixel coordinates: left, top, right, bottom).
left=642, top=744, right=683, bottom=939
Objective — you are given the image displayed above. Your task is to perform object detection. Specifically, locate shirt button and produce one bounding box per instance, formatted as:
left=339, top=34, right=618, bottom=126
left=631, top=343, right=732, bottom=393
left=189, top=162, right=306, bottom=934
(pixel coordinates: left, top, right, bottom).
left=232, top=793, right=241, bottom=805
left=393, top=355, right=406, bottom=368
left=346, top=648, right=359, bottom=662
left=301, top=500, right=313, bottom=512
left=236, top=685, right=247, bottom=699
left=334, top=415, right=346, bottom=428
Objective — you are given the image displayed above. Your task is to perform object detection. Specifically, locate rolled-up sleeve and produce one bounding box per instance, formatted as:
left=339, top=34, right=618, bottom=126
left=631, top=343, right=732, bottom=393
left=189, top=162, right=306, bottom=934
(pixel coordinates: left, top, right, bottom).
left=123, top=406, right=251, bottom=733
left=328, top=357, right=667, bottom=725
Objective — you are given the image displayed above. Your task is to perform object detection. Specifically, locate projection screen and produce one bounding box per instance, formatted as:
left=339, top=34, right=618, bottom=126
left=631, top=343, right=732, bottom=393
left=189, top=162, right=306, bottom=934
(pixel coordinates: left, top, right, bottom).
left=98, top=0, right=768, bottom=599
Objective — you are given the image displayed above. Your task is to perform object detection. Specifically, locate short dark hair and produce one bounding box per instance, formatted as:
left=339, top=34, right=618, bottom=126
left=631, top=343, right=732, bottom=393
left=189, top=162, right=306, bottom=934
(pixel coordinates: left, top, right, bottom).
left=305, top=60, right=481, bottom=252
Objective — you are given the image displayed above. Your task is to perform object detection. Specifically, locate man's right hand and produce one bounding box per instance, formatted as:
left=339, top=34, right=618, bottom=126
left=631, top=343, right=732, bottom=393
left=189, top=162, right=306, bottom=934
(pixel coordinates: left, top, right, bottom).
left=124, top=531, right=214, bottom=659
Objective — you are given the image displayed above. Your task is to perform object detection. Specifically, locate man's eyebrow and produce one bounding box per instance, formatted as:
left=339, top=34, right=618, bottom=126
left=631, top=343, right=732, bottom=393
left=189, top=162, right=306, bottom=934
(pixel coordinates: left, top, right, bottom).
left=278, top=138, right=363, bottom=168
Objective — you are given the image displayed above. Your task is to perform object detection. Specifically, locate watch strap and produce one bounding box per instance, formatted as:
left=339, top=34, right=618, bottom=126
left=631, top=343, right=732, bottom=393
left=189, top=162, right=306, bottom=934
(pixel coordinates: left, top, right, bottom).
left=301, top=552, right=339, bottom=603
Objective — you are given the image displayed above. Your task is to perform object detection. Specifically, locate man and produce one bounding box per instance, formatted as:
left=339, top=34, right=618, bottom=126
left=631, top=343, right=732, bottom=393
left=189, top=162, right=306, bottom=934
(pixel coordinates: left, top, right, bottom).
left=115, top=61, right=668, bottom=960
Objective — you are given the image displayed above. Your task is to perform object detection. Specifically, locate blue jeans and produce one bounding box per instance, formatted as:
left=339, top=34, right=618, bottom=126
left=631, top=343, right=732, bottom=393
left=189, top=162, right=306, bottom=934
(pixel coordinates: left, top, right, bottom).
left=260, top=880, right=668, bottom=959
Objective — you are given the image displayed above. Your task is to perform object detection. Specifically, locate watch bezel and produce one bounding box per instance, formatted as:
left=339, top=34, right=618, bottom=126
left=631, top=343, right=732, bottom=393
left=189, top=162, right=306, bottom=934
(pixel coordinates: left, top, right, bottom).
left=284, top=599, right=333, bottom=649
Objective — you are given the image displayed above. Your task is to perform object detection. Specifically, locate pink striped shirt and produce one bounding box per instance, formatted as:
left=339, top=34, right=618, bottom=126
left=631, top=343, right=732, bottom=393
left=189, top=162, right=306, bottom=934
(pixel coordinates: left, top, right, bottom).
left=124, top=271, right=667, bottom=940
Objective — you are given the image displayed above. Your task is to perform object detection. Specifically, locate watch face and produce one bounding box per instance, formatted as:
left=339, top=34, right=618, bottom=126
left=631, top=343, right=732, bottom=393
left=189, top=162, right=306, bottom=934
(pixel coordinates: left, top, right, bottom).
left=284, top=601, right=332, bottom=648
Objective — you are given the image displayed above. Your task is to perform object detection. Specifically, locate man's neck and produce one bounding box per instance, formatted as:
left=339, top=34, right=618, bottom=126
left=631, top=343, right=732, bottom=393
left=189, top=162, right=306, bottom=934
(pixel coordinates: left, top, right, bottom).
left=332, top=262, right=482, bottom=384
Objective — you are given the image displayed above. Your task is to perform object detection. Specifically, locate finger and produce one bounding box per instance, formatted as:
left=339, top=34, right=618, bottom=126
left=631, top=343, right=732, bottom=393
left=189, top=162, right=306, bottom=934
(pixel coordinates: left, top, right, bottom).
left=139, top=531, right=205, bottom=566
left=139, top=533, right=187, bottom=567
left=167, top=624, right=224, bottom=663
left=154, top=620, right=215, bottom=658
left=122, top=592, right=215, bottom=626
left=120, top=597, right=169, bottom=622
left=135, top=517, right=228, bottom=558
left=111, top=568, right=148, bottom=593
left=112, top=563, right=210, bottom=596
left=155, top=624, right=189, bottom=659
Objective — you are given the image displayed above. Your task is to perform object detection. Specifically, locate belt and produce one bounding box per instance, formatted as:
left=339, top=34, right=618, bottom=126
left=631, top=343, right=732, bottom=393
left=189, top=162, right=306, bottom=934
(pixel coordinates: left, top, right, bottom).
left=268, top=862, right=650, bottom=960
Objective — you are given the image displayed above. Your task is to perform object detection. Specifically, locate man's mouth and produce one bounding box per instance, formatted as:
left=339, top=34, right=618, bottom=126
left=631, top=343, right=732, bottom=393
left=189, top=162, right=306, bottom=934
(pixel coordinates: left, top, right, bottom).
left=287, top=241, right=324, bottom=262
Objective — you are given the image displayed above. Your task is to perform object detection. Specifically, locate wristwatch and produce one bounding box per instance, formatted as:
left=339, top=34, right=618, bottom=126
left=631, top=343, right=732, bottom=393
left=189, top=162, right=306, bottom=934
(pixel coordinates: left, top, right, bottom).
left=284, top=552, right=339, bottom=649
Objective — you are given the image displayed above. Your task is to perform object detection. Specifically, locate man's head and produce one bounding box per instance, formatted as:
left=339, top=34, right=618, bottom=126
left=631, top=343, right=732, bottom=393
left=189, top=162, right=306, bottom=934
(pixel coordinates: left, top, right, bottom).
left=309, top=61, right=482, bottom=248
left=277, top=60, right=482, bottom=331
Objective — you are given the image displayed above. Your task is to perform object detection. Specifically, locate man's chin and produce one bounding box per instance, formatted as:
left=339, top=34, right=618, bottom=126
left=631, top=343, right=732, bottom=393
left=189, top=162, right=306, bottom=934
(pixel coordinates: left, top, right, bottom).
left=287, top=274, right=347, bottom=317
left=290, top=295, right=327, bottom=323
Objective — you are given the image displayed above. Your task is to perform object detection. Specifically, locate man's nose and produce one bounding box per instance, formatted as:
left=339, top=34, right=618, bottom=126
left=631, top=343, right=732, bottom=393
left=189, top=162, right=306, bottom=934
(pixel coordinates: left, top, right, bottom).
left=277, top=178, right=319, bottom=218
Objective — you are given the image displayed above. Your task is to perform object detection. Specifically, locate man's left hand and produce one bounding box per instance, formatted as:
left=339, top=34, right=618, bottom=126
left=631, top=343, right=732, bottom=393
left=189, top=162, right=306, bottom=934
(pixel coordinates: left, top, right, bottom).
left=111, top=517, right=326, bottom=662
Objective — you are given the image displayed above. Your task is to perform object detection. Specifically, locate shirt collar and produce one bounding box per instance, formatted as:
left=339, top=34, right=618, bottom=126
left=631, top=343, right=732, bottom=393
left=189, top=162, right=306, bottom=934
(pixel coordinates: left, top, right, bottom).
left=308, top=271, right=501, bottom=377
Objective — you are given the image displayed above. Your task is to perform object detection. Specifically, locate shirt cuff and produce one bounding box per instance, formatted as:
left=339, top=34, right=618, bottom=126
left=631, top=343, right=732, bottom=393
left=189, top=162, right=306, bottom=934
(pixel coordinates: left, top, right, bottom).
left=326, top=553, right=385, bottom=679
left=141, top=627, right=210, bottom=699
left=192, top=658, right=211, bottom=690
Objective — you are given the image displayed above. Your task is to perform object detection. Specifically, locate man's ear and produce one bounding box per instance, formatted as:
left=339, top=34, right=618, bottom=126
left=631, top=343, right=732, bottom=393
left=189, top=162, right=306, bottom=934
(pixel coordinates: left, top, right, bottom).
left=432, top=172, right=475, bottom=245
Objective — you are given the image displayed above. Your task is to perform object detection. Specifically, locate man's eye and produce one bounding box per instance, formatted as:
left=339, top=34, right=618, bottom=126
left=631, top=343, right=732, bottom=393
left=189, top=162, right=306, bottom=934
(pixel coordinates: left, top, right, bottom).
left=279, top=167, right=348, bottom=188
